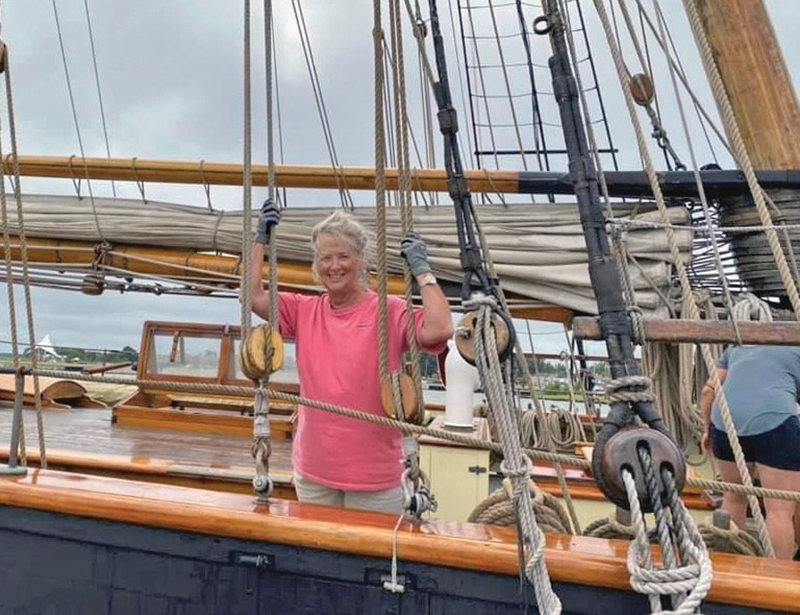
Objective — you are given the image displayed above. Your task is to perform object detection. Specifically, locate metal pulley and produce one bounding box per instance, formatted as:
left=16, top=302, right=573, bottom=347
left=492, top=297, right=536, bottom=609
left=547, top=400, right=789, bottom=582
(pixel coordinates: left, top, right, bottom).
left=629, top=73, right=655, bottom=106
left=453, top=311, right=512, bottom=365
left=240, top=322, right=284, bottom=381
left=596, top=427, right=686, bottom=512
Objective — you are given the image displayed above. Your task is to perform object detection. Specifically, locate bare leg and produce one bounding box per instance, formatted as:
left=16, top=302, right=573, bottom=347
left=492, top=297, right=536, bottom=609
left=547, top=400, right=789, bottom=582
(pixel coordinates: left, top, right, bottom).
left=715, top=459, right=748, bottom=529
left=756, top=463, right=800, bottom=560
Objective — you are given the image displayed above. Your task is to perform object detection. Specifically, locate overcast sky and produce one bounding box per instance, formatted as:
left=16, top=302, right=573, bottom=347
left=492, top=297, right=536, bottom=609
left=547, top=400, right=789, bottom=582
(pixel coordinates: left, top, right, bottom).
left=0, top=0, right=797, bottom=358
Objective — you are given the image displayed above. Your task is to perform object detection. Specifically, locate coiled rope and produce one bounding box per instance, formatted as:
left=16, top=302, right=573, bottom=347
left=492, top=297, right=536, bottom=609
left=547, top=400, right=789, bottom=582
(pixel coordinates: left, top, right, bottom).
left=468, top=478, right=572, bottom=536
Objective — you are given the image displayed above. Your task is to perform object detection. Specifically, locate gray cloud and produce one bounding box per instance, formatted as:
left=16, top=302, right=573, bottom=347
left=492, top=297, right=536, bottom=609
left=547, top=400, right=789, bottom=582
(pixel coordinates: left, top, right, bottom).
left=0, top=1, right=797, bottom=355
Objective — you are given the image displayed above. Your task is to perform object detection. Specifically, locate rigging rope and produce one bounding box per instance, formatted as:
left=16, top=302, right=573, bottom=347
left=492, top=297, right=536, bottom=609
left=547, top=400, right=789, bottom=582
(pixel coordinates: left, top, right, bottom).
left=592, top=0, right=776, bottom=559
left=616, top=0, right=685, bottom=171
left=290, top=0, right=353, bottom=209
left=684, top=0, right=800, bottom=315
left=51, top=0, right=105, bottom=241
left=622, top=456, right=712, bottom=614
left=459, top=0, right=502, bottom=170
left=82, top=0, right=116, bottom=198
left=631, top=0, right=729, bottom=159
left=484, top=0, right=533, bottom=178
left=12, top=364, right=800, bottom=503
left=388, top=0, right=436, bottom=517
left=1, top=47, right=47, bottom=467
left=469, top=295, right=561, bottom=614
left=240, top=0, right=253, bottom=341
left=388, top=0, right=425, bottom=422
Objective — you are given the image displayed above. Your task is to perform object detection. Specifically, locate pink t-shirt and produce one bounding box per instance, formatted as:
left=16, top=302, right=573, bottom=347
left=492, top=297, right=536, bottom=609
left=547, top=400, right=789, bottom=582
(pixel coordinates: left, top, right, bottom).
left=278, top=291, right=445, bottom=491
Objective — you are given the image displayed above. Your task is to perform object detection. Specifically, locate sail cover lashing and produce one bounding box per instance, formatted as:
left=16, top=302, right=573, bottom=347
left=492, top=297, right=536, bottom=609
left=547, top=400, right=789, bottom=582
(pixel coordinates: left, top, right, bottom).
left=4, top=194, right=691, bottom=315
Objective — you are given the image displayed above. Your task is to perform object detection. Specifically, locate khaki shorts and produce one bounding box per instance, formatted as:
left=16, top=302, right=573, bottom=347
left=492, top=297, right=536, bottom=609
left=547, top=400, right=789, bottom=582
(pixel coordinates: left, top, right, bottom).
left=293, top=472, right=405, bottom=514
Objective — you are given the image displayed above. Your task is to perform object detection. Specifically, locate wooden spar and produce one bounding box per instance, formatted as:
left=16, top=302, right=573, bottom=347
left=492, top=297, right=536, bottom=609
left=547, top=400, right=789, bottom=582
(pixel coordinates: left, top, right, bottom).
left=0, top=236, right=340, bottom=292
left=573, top=316, right=800, bottom=346
left=0, top=236, right=573, bottom=323
left=4, top=155, right=520, bottom=193
left=694, top=0, right=800, bottom=170
left=8, top=155, right=800, bottom=196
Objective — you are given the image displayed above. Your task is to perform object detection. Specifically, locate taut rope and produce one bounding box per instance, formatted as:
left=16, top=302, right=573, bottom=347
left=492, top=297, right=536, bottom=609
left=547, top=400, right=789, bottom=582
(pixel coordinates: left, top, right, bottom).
left=1, top=44, right=47, bottom=467
left=592, top=0, right=775, bottom=559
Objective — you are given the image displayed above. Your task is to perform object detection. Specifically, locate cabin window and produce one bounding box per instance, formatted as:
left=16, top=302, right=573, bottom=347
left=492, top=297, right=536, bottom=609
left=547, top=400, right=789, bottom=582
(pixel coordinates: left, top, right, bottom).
left=148, top=332, right=221, bottom=378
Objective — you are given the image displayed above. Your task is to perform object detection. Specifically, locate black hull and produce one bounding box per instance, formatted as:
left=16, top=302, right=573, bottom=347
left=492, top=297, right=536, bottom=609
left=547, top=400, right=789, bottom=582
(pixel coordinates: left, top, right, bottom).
left=0, top=506, right=784, bottom=615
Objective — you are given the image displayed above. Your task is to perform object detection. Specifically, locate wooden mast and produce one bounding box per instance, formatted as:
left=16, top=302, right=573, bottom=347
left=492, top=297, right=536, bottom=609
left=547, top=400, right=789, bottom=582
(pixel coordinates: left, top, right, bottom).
left=694, top=0, right=800, bottom=170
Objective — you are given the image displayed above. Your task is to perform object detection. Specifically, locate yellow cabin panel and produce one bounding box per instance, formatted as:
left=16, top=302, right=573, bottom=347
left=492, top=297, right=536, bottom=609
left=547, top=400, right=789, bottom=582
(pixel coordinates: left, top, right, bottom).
left=420, top=445, right=490, bottom=522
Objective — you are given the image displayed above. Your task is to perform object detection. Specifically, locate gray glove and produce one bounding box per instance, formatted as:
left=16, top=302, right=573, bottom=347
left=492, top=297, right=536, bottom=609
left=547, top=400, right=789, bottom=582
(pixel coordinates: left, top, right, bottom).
left=400, top=231, right=431, bottom=277
left=255, top=199, right=281, bottom=244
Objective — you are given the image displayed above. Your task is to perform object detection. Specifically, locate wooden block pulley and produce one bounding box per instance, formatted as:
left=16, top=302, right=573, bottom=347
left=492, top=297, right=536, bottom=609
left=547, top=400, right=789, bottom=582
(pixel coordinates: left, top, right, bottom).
left=380, top=373, right=419, bottom=422
left=240, top=323, right=284, bottom=381
left=454, top=311, right=511, bottom=365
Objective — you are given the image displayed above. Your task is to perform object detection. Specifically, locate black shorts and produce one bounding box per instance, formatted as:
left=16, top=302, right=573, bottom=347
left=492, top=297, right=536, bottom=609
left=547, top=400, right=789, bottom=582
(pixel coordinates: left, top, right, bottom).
left=711, top=416, right=800, bottom=471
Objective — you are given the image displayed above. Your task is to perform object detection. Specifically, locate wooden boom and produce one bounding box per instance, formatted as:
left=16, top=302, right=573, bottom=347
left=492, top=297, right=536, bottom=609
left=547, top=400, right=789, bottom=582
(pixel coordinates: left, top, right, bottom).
left=573, top=316, right=800, bottom=346
left=4, top=155, right=520, bottom=193
left=0, top=236, right=573, bottom=322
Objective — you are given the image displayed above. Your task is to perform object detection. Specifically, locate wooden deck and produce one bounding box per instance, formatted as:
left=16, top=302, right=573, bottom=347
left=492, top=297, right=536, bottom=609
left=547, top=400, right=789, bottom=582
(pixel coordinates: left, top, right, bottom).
left=0, top=405, right=294, bottom=495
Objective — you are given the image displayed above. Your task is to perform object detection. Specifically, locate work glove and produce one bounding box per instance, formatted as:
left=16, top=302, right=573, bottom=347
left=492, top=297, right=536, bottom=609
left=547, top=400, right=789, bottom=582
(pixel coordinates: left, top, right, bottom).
left=400, top=231, right=431, bottom=277
left=255, top=198, right=281, bottom=244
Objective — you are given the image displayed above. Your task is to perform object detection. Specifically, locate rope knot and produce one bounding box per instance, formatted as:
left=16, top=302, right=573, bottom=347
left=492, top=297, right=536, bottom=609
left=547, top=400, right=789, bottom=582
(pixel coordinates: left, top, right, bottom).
left=499, top=454, right=534, bottom=484
left=606, top=375, right=654, bottom=404
left=463, top=291, right=498, bottom=312
left=626, top=305, right=645, bottom=346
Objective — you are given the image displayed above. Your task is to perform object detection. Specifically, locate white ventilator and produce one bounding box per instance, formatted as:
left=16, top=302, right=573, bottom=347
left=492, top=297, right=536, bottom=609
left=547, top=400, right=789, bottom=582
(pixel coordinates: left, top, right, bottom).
left=444, top=339, right=481, bottom=428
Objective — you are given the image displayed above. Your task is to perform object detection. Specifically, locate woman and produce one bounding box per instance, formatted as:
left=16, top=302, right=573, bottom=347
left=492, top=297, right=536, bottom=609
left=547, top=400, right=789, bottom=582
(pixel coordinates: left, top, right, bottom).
left=699, top=344, right=800, bottom=559
left=250, top=201, right=453, bottom=513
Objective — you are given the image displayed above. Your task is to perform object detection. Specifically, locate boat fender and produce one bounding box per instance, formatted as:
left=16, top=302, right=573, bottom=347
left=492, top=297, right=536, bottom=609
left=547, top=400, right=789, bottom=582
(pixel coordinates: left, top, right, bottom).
left=444, top=339, right=480, bottom=428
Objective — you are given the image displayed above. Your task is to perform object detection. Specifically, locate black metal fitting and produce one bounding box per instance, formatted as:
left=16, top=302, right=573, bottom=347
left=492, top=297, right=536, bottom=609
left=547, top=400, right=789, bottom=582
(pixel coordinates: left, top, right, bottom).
left=437, top=107, right=459, bottom=134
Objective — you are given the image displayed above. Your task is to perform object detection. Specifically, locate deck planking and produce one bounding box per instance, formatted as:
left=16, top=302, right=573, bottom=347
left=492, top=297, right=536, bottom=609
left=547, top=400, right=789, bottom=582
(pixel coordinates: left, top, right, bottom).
left=0, top=405, right=292, bottom=474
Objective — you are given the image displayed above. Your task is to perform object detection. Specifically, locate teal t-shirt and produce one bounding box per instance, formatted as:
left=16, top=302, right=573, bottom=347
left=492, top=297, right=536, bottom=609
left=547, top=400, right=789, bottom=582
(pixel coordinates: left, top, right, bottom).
left=712, top=345, right=800, bottom=436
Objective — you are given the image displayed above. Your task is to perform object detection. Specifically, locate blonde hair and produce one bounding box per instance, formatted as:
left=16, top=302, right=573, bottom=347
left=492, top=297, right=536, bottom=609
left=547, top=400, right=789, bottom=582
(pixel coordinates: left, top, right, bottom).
left=311, top=210, right=374, bottom=288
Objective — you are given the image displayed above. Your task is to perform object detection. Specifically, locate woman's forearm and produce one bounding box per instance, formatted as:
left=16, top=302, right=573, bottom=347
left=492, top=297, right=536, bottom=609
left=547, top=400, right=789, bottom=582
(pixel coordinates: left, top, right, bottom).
left=416, top=275, right=453, bottom=346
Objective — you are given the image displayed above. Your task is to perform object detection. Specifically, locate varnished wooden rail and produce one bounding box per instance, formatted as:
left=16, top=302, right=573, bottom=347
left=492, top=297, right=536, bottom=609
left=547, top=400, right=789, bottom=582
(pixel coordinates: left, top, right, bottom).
left=0, top=470, right=797, bottom=612
left=573, top=316, right=800, bottom=345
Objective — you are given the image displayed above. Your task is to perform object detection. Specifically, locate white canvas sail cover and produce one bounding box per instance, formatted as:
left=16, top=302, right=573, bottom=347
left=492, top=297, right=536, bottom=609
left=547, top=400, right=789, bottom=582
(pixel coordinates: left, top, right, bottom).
left=5, top=195, right=693, bottom=317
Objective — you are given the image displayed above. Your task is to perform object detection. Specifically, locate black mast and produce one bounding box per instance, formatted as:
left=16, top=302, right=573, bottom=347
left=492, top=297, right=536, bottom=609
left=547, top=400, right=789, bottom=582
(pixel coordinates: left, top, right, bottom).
left=536, top=1, right=673, bottom=505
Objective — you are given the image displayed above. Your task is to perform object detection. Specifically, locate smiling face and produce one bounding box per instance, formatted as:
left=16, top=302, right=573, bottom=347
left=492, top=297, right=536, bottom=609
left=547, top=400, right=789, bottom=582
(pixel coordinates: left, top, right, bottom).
left=314, top=233, right=365, bottom=297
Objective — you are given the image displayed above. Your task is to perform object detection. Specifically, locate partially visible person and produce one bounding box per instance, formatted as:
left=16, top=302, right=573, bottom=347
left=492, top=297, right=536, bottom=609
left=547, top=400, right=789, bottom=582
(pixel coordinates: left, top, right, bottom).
left=699, top=345, right=800, bottom=559
left=249, top=201, right=453, bottom=514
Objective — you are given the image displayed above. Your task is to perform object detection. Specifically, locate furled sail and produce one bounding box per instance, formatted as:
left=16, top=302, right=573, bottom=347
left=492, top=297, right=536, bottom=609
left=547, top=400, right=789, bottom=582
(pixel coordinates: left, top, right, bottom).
left=4, top=194, right=691, bottom=315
